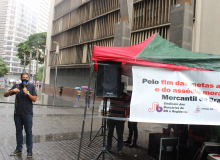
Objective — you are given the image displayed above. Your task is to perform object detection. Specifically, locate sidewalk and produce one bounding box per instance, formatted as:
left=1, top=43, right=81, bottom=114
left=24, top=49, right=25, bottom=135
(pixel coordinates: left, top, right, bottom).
left=0, top=88, right=166, bottom=160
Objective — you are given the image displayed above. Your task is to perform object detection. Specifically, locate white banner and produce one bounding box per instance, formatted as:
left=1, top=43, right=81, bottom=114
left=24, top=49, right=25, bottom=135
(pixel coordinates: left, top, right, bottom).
left=130, top=66, right=220, bottom=125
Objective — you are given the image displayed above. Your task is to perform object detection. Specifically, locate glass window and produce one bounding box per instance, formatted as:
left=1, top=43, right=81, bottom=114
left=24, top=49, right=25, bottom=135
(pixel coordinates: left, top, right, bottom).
left=6, top=47, right=11, bottom=50
left=4, top=57, right=11, bottom=61
left=12, top=57, right=19, bottom=61
left=5, top=62, right=10, bottom=66
left=8, top=31, right=13, bottom=35
left=5, top=52, right=11, bottom=56
left=11, top=68, right=18, bottom=72
left=11, top=63, right=19, bottom=67
left=7, top=42, right=12, bottom=45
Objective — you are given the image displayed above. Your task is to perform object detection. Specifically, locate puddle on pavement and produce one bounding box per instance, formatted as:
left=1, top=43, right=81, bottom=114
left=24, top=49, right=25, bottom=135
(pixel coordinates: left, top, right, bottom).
left=0, top=88, right=80, bottom=107
left=0, top=113, right=98, bottom=118
left=0, top=131, right=100, bottom=147
left=0, top=88, right=100, bottom=109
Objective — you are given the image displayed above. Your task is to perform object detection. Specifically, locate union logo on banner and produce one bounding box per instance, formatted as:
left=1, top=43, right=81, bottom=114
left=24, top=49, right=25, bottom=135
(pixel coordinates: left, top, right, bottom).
left=194, top=106, right=201, bottom=113
left=148, top=102, right=163, bottom=113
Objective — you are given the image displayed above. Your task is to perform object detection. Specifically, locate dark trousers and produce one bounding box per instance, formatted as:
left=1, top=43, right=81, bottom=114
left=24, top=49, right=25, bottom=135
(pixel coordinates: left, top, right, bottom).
left=128, top=121, right=138, bottom=142
left=14, top=115, right=33, bottom=152
left=106, top=119, right=125, bottom=151
left=189, top=137, right=203, bottom=160
left=85, top=98, right=91, bottom=108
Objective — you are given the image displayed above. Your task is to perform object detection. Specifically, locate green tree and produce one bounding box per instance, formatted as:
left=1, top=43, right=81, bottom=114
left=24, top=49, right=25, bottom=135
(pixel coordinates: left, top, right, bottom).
left=37, top=66, right=44, bottom=81
left=16, top=32, right=47, bottom=66
left=0, top=56, right=3, bottom=62
left=0, top=56, right=9, bottom=77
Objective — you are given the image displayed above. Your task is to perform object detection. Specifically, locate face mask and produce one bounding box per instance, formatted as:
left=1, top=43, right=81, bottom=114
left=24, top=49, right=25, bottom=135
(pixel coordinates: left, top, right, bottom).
left=22, top=79, right=28, bottom=85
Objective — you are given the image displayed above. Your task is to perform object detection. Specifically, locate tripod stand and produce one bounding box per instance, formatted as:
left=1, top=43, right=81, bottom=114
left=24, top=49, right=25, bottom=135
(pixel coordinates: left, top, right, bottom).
left=88, top=100, right=117, bottom=147
left=93, top=98, right=115, bottom=160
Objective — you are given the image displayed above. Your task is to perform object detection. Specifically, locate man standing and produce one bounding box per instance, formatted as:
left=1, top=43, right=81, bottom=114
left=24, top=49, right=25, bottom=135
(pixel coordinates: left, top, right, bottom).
left=124, top=94, right=138, bottom=148
left=123, top=121, right=138, bottom=147
left=4, top=73, right=37, bottom=158
left=84, top=91, right=92, bottom=109
left=188, top=125, right=210, bottom=159
left=106, top=82, right=130, bottom=155
left=59, top=87, right=63, bottom=96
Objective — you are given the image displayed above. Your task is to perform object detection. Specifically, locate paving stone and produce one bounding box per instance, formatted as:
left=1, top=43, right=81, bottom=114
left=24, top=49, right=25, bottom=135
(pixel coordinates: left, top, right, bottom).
left=0, top=88, right=166, bottom=160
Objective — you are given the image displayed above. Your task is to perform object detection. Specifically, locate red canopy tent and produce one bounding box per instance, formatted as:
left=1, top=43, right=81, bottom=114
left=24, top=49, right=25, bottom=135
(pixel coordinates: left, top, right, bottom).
left=92, top=33, right=209, bottom=76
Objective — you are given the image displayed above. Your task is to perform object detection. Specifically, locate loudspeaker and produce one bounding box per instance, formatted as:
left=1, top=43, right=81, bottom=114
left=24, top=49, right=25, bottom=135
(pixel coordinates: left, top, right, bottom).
left=96, top=61, right=122, bottom=97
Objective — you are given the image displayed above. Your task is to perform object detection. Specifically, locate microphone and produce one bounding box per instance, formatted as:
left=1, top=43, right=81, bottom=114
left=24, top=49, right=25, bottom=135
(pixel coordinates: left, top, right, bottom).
left=23, top=81, right=27, bottom=88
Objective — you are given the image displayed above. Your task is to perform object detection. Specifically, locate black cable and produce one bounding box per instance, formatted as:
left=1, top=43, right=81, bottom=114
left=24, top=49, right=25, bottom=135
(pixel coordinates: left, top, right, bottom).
left=90, top=75, right=96, bottom=141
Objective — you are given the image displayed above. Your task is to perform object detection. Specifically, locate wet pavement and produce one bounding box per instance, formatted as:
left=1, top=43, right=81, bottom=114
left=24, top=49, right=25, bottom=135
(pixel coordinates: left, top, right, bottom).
left=0, top=87, right=167, bottom=160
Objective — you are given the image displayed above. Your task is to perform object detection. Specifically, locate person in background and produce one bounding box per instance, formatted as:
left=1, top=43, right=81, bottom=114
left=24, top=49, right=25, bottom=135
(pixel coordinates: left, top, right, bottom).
left=106, top=82, right=130, bottom=156
left=188, top=125, right=211, bottom=160
left=77, top=89, right=82, bottom=102
left=39, top=82, right=41, bottom=89
left=84, top=91, right=92, bottom=109
left=124, top=94, right=138, bottom=148
left=59, top=87, right=63, bottom=96
left=163, top=124, right=188, bottom=145
left=4, top=73, right=37, bottom=158
left=124, top=122, right=138, bottom=147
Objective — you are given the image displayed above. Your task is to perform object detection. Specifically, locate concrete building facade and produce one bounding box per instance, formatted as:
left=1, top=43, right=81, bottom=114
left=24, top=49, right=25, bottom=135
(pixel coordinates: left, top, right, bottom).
left=45, top=0, right=220, bottom=94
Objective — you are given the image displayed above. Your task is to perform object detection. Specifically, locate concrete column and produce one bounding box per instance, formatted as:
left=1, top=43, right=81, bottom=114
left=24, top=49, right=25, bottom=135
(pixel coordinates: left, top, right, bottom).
left=82, top=44, right=88, bottom=63
left=115, top=0, right=133, bottom=91
left=93, top=19, right=97, bottom=39
left=192, top=0, right=220, bottom=55
left=114, top=0, right=133, bottom=47
left=169, top=2, right=193, bottom=51
left=114, top=21, right=131, bottom=47
left=45, top=0, right=55, bottom=84
left=119, top=0, right=133, bottom=27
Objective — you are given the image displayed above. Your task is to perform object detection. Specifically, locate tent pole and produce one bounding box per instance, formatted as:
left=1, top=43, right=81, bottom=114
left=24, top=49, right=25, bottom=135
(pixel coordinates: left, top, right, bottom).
left=90, top=78, right=96, bottom=141
left=77, top=61, right=94, bottom=160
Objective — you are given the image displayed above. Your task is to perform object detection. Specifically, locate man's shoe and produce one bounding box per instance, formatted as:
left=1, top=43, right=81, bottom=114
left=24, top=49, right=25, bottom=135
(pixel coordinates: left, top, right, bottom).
left=27, top=151, right=32, bottom=158
left=106, top=149, right=111, bottom=152
left=129, top=141, right=137, bottom=148
left=118, top=150, right=123, bottom=156
left=123, top=139, right=131, bottom=144
left=10, top=150, right=22, bottom=156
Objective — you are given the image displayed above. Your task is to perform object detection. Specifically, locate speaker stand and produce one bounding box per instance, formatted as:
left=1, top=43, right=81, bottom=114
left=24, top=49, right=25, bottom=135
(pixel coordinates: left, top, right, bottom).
left=93, top=98, right=115, bottom=160
left=88, top=118, right=117, bottom=147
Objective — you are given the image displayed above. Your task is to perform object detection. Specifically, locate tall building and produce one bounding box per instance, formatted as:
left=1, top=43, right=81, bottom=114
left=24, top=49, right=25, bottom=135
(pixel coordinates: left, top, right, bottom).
left=45, top=0, right=220, bottom=94
left=0, top=0, right=50, bottom=80
left=37, top=0, right=50, bottom=33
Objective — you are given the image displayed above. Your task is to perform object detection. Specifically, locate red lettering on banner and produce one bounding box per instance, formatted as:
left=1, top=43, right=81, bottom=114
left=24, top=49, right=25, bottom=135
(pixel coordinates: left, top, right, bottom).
left=155, top=88, right=159, bottom=92
left=161, top=80, right=173, bottom=85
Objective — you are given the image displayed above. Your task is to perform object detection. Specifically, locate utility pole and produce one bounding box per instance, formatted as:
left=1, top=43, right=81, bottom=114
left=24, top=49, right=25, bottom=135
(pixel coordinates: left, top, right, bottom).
left=42, top=45, right=47, bottom=93
left=32, top=46, right=39, bottom=87
left=53, top=41, right=59, bottom=99
left=23, top=52, right=26, bottom=72
left=35, top=49, right=39, bottom=88
left=28, top=51, right=32, bottom=78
